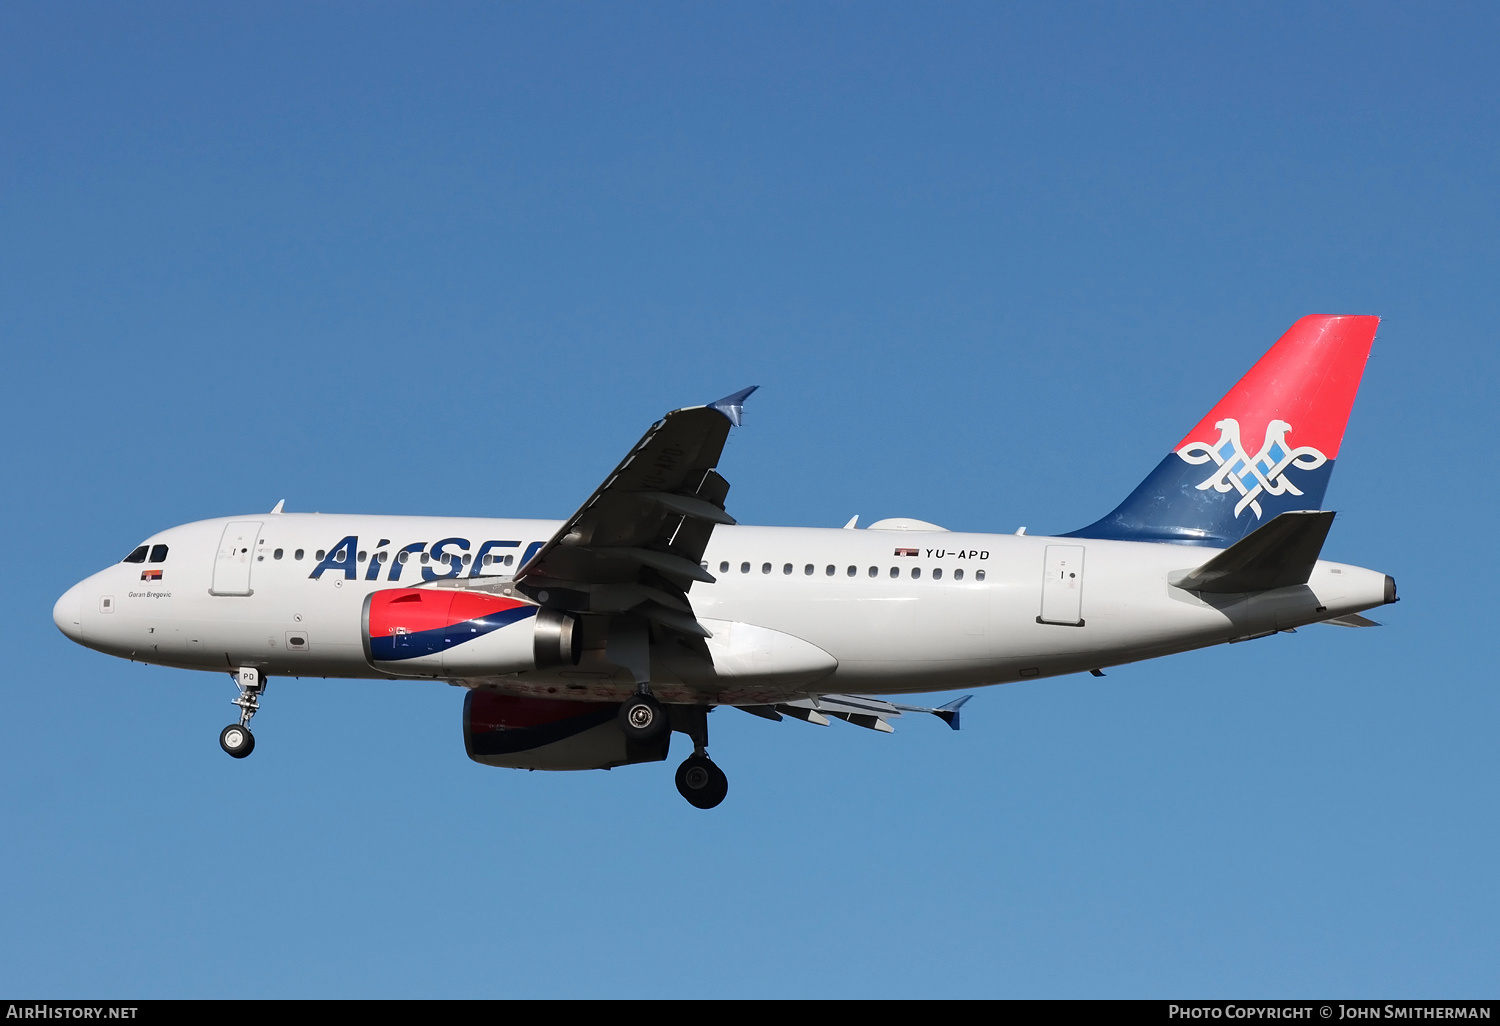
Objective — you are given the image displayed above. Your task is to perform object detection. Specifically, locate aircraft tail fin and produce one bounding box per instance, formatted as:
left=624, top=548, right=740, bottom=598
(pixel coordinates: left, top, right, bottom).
left=1065, top=315, right=1379, bottom=547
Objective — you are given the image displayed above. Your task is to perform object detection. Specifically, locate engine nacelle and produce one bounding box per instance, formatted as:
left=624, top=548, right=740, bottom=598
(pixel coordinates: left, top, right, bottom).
left=363, top=588, right=580, bottom=676
left=463, top=690, right=671, bottom=771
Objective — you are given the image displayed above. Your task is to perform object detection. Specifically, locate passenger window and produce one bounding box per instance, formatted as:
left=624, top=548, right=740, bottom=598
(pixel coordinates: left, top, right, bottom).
left=847, top=566, right=856, bottom=577
left=804, top=564, right=814, bottom=575
left=358, top=551, right=368, bottom=562
left=294, top=549, right=304, bottom=561
left=889, top=567, right=899, bottom=578
left=463, top=554, right=472, bottom=565
left=762, top=563, right=772, bottom=574
left=149, top=544, right=168, bottom=563
left=868, top=566, right=878, bottom=578
left=933, top=568, right=943, bottom=580
left=504, top=554, right=513, bottom=565
left=378, top=551, right=388, bottom=563
left=421, top=553, right=430, bottom=564
left=976, top=569, right=986, bottom=581
left=316, top=550, right=326, bottom=561
left=741, top=562, right=750, bottom=574
left=720, top=561, right=729, bottom=573
left=783, top=563, right=792, bottom=575
left=912, top=568, right=921, bottom=579
left=954, top=569, right=964, bottom=580
left=123, top=546, right=148, bottom=563
left=273, top=549, right=284, bottom=560
left=826, top=565, right=835, bottom=576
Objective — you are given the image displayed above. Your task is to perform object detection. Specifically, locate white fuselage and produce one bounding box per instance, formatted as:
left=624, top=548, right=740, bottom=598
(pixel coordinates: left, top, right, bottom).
left=54, top=512, right=1392, bottom=706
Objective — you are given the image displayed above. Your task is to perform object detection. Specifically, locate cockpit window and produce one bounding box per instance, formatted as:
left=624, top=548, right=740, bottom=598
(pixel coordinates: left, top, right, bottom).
left=123, top=545, right=149, bottom=563
left=149, top=544, right=169, bottom=563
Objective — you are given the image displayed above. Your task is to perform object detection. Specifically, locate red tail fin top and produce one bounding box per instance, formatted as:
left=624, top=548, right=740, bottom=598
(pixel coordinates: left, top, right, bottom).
left=1174, top=315, right=1379, bottom=459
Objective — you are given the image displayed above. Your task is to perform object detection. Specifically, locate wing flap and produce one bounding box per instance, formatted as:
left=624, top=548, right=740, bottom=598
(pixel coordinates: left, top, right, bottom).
left=764, top=694, right=974, bottom=733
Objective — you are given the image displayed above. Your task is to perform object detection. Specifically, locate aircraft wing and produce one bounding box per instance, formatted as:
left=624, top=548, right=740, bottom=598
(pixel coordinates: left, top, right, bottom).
left=513, top=388, right=757, bottom=640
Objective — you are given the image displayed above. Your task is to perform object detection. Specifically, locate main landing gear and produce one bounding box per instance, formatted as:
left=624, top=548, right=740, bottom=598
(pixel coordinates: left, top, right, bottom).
left=676, top=754, right=728, bottom=810
left=220, top=667, right=264, bottom=759
left=618, top=692, right=671, bottom=745
left=621, top=693, right=729, bottom=808
left=671, top=704, right=728, bottom=810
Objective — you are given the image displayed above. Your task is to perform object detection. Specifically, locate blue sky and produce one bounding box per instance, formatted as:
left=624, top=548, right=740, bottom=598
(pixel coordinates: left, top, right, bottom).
left=2, top=1, right=1496, bottom=997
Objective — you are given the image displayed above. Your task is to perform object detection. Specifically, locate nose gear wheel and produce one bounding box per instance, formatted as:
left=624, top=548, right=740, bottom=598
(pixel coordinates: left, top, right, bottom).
left=220, top=667, right=265, bottom=760
left=219, top=724, right=255, bottom=758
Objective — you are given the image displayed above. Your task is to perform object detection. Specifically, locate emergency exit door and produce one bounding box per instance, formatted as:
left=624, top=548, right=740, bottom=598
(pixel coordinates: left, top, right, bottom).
left=1038, top=544, right=1086, bottom=626
left=210, top=521, right=262, bottom=596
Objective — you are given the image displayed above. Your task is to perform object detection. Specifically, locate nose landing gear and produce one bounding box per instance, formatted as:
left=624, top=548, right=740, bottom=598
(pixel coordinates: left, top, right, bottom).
left=220, top=667, right=265, bottom=759
left=672, top=705, right=727, bottom=809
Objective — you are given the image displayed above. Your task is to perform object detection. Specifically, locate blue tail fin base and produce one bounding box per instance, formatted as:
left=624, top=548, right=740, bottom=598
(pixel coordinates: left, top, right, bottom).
left=1064, top=454, right=1336, bottom=548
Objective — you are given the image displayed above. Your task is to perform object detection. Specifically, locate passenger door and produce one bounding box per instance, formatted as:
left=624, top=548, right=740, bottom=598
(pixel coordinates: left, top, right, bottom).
left=1038, top=544, right=1086, bottom=626
left=210, top=522, right=262, bottom=596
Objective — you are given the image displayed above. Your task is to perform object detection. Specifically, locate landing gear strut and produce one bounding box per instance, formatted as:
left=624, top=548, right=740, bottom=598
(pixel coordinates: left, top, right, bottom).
left=673, top=705, right=727, bottom=809
left=220, top=667, right=264, bottom=759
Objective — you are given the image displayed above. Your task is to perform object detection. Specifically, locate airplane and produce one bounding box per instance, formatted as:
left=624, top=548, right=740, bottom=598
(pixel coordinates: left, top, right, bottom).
left=52, top=315, right=1396, bottom=809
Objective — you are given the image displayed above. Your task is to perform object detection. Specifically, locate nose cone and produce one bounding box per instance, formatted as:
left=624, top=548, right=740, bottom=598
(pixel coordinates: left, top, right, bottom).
left=53, top=583, right=84, bottom=642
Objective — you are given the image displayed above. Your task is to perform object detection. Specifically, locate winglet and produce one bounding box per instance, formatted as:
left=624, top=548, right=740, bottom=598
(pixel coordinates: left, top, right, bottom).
left=710, top=386, right=759, bottom=427
left=269, top=499, right=286, bottom=514
left=935, top=695, right=972, bottom=731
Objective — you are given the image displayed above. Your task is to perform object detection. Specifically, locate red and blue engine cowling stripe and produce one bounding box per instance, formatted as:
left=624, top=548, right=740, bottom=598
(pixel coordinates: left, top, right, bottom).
left=366, top=589, right=537, bottom=662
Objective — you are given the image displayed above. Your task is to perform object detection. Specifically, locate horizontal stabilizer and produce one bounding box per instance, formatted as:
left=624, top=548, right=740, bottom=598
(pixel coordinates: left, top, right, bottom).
left=1172, top=510, right=1335, bottom=594
left=1321, top=613, right=1382, bottom=628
